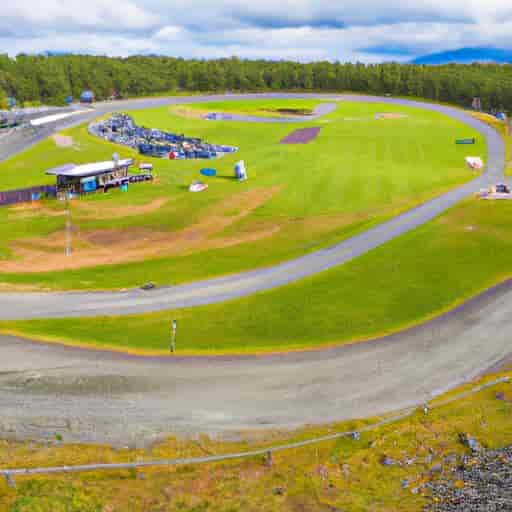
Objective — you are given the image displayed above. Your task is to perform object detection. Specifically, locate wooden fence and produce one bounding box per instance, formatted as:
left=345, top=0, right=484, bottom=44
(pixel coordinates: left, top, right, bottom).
left=0, top=185, right=56, bottom=206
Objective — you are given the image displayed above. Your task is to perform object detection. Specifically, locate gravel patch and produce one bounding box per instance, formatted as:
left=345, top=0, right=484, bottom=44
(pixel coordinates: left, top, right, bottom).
left=427, top=446, right=512, bottom=511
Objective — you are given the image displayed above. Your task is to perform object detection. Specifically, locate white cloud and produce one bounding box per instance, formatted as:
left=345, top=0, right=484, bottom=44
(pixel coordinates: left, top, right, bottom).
left=154, top=26, right=188, bottom=41
left=1, top=1, right=512, bottom=61
left=0, top=0, right=158, bottom=35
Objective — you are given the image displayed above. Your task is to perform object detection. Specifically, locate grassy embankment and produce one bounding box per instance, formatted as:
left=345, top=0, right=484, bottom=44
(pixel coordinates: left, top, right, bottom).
left=0, top=99, right=481, bottom=290
left=0, top=371, right=510, bottom=512
left=2, top=198, right=512, bottom=355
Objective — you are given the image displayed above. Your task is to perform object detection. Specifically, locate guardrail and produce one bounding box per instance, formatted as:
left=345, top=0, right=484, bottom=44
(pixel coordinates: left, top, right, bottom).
left=1, top=376, right=509, bottom=488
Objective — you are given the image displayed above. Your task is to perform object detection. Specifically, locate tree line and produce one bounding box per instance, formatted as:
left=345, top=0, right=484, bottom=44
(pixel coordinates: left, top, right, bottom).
left=0, top=54, right=511, bottom=112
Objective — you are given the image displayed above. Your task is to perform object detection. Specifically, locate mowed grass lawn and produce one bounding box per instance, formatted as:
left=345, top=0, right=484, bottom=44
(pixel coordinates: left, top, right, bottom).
left=3, top=199, right=512, bottom=355
left=0, top=99, right=483, bottom=290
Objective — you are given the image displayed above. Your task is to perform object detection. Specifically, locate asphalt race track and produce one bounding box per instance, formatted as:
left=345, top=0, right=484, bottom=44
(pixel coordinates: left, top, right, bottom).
left=0, top=94, right=505, bottom=319
left=0, top=94, right=510, bottom=445
left=1, top=279, right=512, bottom=445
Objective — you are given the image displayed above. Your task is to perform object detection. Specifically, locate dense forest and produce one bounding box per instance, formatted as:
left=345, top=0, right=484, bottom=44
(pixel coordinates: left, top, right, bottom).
left=0, top=54, right=511, bottom=112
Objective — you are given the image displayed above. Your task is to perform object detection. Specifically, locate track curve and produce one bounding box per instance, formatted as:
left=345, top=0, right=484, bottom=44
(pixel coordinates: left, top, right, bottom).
left=0, top=94, right=510, bottom=444
left=0, top=94, right=505, bottom=319
left=1, top=278, right=512, bottom=445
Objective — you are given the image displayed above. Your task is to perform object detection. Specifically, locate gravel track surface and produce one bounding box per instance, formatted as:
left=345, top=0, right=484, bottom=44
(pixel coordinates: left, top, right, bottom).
left=1, top=276, right=512, bottom=445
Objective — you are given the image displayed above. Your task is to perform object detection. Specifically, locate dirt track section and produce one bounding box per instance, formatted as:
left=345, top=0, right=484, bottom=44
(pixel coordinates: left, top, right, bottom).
left=1, top=278, right=512, bottom=446
left=1, top=187, right=280, bottom=272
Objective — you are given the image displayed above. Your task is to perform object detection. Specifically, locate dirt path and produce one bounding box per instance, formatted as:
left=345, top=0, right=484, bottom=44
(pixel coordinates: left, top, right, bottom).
left=0, top=187, right=281, bottom=273
left=73, top=197, right=169, bottom=219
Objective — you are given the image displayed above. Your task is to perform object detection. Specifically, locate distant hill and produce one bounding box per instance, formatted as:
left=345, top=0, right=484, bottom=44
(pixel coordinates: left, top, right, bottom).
left=412, top=47, right=512, bottom=65
left=40, top=51, right=72, bottom=57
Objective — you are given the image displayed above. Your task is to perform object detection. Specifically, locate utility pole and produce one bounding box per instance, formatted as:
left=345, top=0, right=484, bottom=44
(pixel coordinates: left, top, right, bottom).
left=170, top=319, right=177, bottom=353
left=112, top=152, right=119, bottom=172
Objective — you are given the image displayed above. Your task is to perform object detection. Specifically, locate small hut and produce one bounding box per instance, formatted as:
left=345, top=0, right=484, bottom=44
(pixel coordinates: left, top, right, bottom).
left=46, top=159, right=133, bottom=196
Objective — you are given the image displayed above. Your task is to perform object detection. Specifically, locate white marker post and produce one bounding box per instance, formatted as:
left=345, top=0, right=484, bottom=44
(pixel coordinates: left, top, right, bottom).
left=170, top=319, right=177, bottom=353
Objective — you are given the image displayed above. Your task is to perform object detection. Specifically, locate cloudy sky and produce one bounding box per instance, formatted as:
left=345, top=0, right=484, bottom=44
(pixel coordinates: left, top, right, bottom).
left=1, top=1, right=512, bottom=62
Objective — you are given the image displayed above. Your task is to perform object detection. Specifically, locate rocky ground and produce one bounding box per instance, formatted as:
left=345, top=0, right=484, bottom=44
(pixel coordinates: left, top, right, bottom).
left=427, top=445, right=512, bottom=511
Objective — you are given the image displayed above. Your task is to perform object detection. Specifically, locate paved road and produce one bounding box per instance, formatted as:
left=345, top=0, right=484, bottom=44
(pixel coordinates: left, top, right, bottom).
left=0, top=94, right=505, bottom=319
left=1, top=279, right=512, bottom=446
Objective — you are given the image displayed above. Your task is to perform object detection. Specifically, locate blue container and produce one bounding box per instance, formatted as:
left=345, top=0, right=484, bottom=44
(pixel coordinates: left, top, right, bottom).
left=82, top=177, right=97, bottom=193
left=80, top=90, right=94, bottom=103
